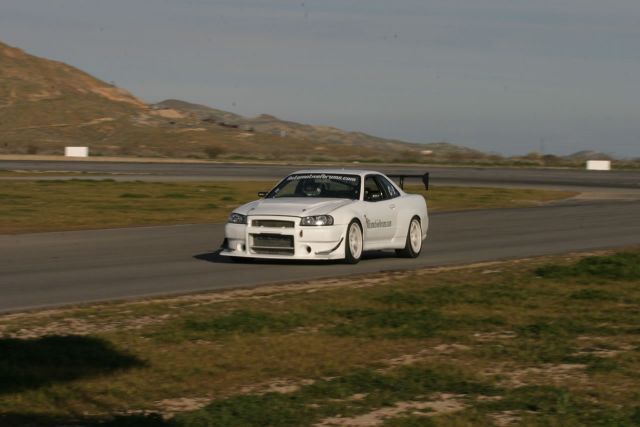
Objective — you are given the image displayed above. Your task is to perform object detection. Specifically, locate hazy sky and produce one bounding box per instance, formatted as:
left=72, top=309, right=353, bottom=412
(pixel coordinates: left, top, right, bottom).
left=1, top=0, right=639, bottom=157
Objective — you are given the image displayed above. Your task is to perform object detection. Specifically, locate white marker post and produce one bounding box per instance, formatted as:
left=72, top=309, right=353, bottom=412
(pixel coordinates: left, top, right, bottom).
left=64, top=146, right=89, bottom=158
left=586, top=160, right=611, bottom=171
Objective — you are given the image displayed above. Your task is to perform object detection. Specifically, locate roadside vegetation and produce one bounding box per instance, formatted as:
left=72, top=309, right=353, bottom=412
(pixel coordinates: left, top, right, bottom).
left=1, top=249, right=639, bottom=426
left=0, top=179, right=575, bottom=234
left=0, top=170, right=107, bottom=177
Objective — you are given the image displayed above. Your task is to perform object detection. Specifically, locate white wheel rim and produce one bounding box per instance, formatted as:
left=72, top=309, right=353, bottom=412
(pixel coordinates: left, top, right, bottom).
left=409, top=220, right=422, bottom=253
left=348, top=223, right=362, bottom=259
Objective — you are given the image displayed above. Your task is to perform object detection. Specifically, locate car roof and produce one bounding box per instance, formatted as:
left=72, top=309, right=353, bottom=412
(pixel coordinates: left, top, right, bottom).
left=290, top=169, right=384, bottom=177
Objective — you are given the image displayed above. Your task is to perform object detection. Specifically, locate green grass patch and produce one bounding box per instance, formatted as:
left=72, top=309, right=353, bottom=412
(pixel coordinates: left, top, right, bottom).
left=0, top=180, right=575, bottom=233
left=183, top=310, right=305, bottom=335
left=479, top=385, right=640, bottom=426
left=411, top=184, right=576, bottom=212
left=329, top=307, right=448, bottom=338
left=161, top=193, right=191, bottom=199
left=172, top=365, right=498, bottom=427
left=535, top=252, right=640, bottom=280
left=570, top=288, right=619, bottom=301
left=119, top=193, right=150, bottom=199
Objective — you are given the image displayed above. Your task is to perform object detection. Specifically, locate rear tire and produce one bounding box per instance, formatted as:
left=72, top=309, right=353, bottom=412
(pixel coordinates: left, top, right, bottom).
left=344, top=220, right=363, bottom=264
left=396, top=217, right=422, bottom=258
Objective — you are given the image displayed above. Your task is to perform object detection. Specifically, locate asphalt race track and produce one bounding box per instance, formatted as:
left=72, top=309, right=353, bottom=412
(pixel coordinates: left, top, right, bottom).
left=2, top=159, right=640, bottom=189
left=2, top=200, right=640, bottom=313
left=1, top=160, right=640, bottom=312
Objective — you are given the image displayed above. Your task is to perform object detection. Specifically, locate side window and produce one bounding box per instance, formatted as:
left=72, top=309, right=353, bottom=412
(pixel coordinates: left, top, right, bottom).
left=363, top=175, right=385, bottom=202
left=376, top=176, right=400, bottom=199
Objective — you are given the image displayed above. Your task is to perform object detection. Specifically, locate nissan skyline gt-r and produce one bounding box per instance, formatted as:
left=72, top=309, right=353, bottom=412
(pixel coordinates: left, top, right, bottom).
left=220, top=170, right=429, bottom=264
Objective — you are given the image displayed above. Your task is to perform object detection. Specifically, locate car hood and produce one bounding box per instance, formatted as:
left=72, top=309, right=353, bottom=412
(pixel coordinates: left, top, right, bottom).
left=235, top=198, right=353, bottom=217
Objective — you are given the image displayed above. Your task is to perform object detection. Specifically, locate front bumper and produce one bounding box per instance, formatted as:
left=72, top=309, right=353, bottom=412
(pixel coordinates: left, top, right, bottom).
left=220, top=215, right=346, bottom=260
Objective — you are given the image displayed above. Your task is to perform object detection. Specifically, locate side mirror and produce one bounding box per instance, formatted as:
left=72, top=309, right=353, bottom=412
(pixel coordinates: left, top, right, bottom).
left=258, top=192, right=267, bottom=198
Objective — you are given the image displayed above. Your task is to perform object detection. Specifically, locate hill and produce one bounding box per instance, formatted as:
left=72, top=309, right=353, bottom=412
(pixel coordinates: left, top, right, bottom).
left=155, top=99, right=489, bottom=161
left=0, top=40, right=484, bottom=162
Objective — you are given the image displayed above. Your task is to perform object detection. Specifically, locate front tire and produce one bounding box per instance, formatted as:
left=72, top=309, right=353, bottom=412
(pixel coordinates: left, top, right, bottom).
left=396, top=217, right=422, bottom=258
left=344, top=220, right=363, bottom=264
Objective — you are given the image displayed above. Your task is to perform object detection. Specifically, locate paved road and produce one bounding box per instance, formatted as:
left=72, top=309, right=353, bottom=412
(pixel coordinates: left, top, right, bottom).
left=2, top=159, right=640, bottom=189
left=2, top=200, right=640, bottom=313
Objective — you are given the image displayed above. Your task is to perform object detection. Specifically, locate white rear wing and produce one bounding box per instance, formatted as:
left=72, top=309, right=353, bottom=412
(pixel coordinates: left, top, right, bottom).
left=387, top=173, right=430, bottom=190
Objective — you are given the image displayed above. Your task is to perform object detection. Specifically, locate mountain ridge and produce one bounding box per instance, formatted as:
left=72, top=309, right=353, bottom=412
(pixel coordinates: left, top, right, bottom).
left=0, top=39, right=483, bottom=162
left=153, top=99, right=484, bottom=158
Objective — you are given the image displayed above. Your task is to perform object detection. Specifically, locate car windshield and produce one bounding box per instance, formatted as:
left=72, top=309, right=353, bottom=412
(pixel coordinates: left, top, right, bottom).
left=267, top=173, right=361, bottom=199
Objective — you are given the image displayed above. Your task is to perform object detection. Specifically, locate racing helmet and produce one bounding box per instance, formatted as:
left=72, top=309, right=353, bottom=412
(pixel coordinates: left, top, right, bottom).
left=302, top=180, right=322, bottom=196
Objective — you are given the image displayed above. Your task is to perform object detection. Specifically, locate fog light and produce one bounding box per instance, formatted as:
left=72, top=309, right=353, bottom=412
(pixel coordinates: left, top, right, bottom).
left=306, top=246, right=312, bottom=254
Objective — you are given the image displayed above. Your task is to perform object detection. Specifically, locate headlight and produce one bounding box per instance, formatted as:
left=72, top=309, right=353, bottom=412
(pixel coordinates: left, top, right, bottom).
left=228, top=212, right=247, bottom=224
left=301, top=215, right=334, bottom=226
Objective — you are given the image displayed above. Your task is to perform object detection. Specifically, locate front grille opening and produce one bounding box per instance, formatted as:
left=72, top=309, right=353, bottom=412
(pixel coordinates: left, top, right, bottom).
left=252, top=220, right=295, bottom=228
left=250, top=233, right=294, bottom=255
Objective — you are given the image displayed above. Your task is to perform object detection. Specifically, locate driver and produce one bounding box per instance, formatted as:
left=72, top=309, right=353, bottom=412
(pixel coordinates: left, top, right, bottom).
left=302, top=180, right=322, bottom=197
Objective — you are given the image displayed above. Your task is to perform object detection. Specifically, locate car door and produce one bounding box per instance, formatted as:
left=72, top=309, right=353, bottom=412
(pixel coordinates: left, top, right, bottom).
left=362, top=174, right=398, bottom=244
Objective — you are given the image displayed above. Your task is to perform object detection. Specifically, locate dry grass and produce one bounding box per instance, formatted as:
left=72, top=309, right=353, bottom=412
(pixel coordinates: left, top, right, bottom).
left=0, top=180, right=575, bottom=234
left=1, top=249, right=639, bottom=426
left=406, top=184, right=576, bottom=212
left=0, top=180, right=268, bottom=233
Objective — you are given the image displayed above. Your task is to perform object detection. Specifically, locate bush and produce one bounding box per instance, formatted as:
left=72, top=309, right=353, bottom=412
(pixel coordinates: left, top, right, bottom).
left=204, top=146, right=224, bottom=159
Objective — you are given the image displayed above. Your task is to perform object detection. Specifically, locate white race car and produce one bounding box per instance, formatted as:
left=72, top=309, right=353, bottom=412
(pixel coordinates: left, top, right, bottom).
left=220, top=170, right=429, bottom=263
